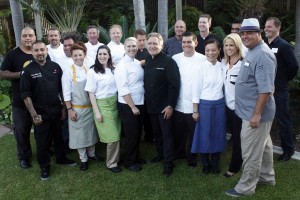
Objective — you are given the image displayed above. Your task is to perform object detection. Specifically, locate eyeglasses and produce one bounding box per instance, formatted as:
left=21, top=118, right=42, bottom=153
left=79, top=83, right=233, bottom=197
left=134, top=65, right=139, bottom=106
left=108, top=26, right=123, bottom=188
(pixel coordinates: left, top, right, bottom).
left=231, top=28, right=240, bottom=31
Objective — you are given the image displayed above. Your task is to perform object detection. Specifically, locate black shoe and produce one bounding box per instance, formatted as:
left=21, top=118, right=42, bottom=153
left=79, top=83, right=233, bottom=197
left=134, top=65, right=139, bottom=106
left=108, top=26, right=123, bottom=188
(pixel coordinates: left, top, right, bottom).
left=125, top=164, right=142, bottom=172
left=136, top=158, right=146, bottom=165
left=20, top=159, right=32, bottom=169
left=187, top=158, right=197, bottom=167
left=40, top=168, right=50, bottom=181
left=211, top=164, right=220, bottom=174
left=88, top=155, right=104, bottom=162
left=202, top=165, right=210, bottom=174
left=80, top=161, right=89, bottom=170
left=56, top=157, right=77, bottom=166
left=277, top=152, right=294, bottom=162
left=163, top=163, right=174, bottom=177
left=150, top=156, right=163, bottom=163
left=108, top=166, right=122, bottom=173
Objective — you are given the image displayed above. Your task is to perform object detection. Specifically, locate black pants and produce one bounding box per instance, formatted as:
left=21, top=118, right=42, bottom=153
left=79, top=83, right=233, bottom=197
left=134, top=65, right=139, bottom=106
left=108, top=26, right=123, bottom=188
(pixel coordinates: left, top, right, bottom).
left=12, top=107, right=33, bottom=160
left=150, top=114, right=174, bottom=164
left=143, top=101, right=153, bottom=142
left=118, top=103, right=144, bottom=166
left=34, top=117, right=65, bottom=168
left=173, top=111, right=196, bottom=161
left=226, top=106, right=242, bottom=173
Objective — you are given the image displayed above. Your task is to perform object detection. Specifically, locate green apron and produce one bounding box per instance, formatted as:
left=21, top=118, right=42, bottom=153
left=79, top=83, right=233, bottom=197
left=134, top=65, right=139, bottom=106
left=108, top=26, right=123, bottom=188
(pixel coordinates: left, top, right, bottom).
left=95, top=95, right=121, bottom=143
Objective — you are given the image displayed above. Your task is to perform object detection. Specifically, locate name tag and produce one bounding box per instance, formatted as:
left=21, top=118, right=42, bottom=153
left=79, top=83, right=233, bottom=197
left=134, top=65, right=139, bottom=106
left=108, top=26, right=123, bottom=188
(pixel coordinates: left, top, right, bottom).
left=244, top=62, right=250, bottom=66
left=272, top=48, right=278, bottom=53
left=230, top=76, right=237, bottom=82
left=156, top=67, right=165, bottom=70
left=31, top=73, right=42, bottom=79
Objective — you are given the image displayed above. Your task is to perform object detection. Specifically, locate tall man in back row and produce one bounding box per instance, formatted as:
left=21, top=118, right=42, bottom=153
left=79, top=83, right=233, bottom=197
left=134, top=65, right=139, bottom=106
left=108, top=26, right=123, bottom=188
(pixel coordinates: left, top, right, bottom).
left=226, top=18, right=276, bottom=197
left=264, top=17, right=299, bottom=162
left=0, top=27, right=36, bottom=169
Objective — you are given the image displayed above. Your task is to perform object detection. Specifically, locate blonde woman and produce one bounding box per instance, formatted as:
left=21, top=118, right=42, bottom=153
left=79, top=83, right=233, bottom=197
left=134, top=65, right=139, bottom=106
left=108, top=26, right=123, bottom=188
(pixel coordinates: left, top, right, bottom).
left=222, top=33, right=244, bottom=177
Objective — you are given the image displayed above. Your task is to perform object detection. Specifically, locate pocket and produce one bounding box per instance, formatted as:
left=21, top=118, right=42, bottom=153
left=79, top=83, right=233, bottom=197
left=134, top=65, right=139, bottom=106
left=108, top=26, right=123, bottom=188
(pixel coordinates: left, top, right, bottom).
left=239, top=62, right=251, bottom=81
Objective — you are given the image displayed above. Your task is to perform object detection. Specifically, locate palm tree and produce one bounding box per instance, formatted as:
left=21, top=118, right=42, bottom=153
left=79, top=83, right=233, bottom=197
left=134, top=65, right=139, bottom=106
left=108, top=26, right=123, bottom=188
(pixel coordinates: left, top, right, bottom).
left=133, top=0, right=146, bottom=31
left=9, top=0, right=24, bottom=46
left=295, top=0, right=300, bottom=65
left=158, top=0, right=168, bottom=41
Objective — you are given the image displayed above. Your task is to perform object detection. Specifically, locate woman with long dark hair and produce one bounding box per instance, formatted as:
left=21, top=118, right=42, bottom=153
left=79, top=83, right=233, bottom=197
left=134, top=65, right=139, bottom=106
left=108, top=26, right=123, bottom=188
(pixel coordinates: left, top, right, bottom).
left=85, top=45, right=122, bottom=173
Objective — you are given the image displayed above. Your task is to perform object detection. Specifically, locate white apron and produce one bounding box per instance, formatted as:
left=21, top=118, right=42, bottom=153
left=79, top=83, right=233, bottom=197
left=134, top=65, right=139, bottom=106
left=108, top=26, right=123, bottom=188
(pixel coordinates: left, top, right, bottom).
left=68, top=65, right=98, bottom=149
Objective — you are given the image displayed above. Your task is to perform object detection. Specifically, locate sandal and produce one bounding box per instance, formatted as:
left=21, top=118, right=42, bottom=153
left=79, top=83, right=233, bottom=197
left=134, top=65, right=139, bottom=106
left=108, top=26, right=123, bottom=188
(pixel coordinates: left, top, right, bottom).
left=224, top=171, right=235, bottom=178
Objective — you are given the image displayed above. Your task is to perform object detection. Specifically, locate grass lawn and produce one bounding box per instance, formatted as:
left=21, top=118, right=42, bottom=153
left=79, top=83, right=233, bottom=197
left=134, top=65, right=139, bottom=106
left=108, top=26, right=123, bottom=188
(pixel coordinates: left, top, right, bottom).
left=0, top=134, right=300, bottom=200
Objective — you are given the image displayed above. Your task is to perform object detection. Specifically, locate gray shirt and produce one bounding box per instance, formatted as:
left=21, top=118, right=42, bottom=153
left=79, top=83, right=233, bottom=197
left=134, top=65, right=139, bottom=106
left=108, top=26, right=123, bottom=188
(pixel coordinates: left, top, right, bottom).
left=235, top=40, right=276, bottom=122
left=163, top=37, right=183, bottom=57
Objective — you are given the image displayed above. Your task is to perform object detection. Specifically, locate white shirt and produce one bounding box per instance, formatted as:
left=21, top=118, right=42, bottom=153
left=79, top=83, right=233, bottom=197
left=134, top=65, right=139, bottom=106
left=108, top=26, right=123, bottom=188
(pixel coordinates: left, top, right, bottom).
left=55, top=55, right=73, bottom=73
left=222, top=59, right=242, bottom=110
left=192, top=60, right=224, bottom=103
left=84, top=67, right=117, bottom=99
left=47, top=43, right=64, bottom=62
left=172, top=52, right=206, bottom=113
left=62, top=64, right=88, bottom=101
left=114, top=55, right=144, bottom=105
left=55, top=54, right=94, bottom=73
left=107, top=41, right=125, bottom=66
left=85, top=41, right=104, bottom=60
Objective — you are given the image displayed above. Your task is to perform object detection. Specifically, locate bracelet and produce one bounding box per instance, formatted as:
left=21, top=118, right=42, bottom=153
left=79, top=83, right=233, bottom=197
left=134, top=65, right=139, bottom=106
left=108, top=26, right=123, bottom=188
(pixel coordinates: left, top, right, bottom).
left=167, top=105, right=173, bottom=110
left=67, top=107, right=72, bottom=110
left=193, top=111, right=199, bottom=113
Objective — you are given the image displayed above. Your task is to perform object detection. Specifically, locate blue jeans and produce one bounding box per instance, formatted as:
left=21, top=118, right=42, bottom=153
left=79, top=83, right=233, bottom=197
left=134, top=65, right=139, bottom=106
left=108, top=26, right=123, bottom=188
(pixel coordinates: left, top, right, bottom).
left=274, top=90, right=294, bottom=154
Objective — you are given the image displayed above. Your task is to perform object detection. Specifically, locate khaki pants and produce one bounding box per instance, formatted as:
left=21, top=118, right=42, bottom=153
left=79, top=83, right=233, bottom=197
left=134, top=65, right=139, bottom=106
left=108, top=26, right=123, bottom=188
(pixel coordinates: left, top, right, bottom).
left=235, top=120, right=275, bottom=195
left=106, top=141, right=120, bottom=168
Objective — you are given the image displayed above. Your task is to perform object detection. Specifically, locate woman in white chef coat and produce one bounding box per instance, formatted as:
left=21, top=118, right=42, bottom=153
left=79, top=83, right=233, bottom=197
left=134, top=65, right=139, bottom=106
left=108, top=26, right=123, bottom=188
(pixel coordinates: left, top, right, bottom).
left=191, top=39, right=226, bottom=174
left=85, top=45, right=122, bottom=173
left=62, top=42, right=99, bottom=171
left=115, top=37, right=145, bottom=172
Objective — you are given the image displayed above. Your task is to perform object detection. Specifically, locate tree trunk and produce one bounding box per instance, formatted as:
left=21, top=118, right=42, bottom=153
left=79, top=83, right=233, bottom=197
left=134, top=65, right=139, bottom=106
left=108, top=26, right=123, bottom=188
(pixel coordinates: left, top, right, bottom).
left=295, top=0, right=300, bottom=66
left=176, top=0, right=182, bottom=21
left=133, top=0, right=146, bottom=31
left=158, top=0, right=168, bottom=41
left=9, top=0, right=24, bottom=46
left=34, top=0, right=43, bottom=40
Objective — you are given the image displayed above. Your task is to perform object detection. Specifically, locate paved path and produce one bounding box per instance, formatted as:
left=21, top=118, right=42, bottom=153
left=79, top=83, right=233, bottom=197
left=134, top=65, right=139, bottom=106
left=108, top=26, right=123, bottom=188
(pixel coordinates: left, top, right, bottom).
left=0, top=125, right=12, bottom=137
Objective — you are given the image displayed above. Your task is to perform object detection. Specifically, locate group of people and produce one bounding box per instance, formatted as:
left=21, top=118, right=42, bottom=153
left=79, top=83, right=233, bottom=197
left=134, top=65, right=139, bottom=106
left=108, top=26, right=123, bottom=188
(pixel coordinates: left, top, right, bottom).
left=0, top=13, right=299, bottom=198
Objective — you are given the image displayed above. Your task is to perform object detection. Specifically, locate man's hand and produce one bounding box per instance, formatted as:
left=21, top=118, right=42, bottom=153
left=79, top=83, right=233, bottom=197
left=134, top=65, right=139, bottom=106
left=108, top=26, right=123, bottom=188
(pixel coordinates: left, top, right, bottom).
left=32, top=114, right=43, bottom=125
left=249, top=113, right=261, bottom=128
left=161, top=106, right=173, bottom=119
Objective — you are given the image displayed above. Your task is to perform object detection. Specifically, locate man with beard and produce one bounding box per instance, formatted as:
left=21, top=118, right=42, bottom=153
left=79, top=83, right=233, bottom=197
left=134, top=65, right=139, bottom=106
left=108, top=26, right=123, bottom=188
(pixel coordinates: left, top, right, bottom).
left=47, top=27, right=64, bottom=62
left=20, top=41, right=76, bottom=180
